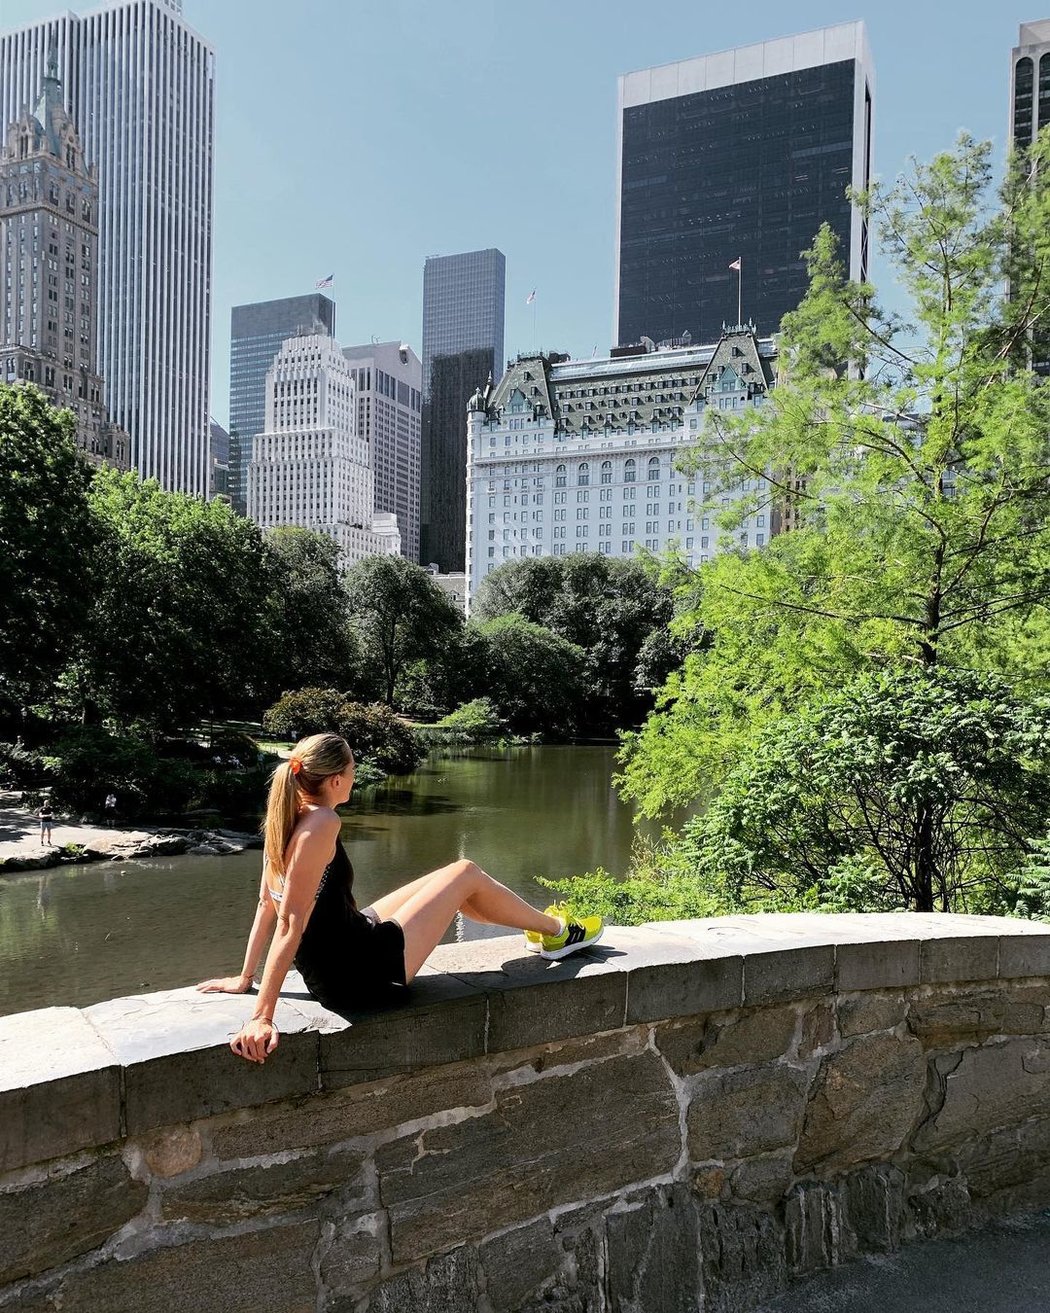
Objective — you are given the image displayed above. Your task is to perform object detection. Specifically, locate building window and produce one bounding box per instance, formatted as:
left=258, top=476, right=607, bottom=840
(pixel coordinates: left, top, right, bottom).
left=578, top=462, right=590, bottom=486
left=648, top=457, right=660, bottom=481
left=555, top=464, right=566, bottom=488
left=624, top=458, right=636, bottom=483
left=600, top=460, right=612, bottom=484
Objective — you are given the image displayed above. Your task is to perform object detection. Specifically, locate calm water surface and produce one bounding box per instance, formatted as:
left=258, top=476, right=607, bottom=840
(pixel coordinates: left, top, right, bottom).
left=0, top=745, right=650, bottom=1017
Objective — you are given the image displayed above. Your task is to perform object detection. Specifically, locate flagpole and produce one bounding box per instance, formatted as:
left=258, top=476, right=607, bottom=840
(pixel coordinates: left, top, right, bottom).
left=737, top=264, right=741, bottom=327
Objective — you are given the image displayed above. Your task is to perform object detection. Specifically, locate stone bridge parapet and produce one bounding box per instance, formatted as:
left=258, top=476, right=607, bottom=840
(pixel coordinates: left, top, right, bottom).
left=2, top=912, right=1050, bottom=1311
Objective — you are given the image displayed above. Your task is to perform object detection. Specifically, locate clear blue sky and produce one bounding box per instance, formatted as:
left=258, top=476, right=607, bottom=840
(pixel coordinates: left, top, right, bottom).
left=3, top=0, right=1030, bottom=426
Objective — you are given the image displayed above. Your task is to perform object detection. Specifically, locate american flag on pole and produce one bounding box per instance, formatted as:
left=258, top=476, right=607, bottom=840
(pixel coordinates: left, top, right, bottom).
left=728, top=257, right=741, bottom=271
left=525, top=289, right=536, bottom=305
left=316, top=273, right=334, bottom=289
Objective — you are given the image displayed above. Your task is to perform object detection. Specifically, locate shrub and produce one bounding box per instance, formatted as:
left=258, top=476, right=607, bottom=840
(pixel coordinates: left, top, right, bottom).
left=261, top=688, right=348, bottom=741
left=261, top=689, right=425, bottom=777
left=434, top=698, right=504, bottom=743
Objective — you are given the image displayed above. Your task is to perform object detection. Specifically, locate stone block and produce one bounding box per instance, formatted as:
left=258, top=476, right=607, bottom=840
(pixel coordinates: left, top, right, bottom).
left=209, top=1059, right=493, bottom=1159
left=605, top=925, right=742, bottom=1022
left=688, top=1064, right=809, bottom=1163
left=785, top=1180, right=853, bottom=1274
left=320, top=980, right=487, bottom=1090
left=40, top=1218, right=321, bottom=1312
left=478, top=1217, right=564, bottom=1312
left=907, top=984, right=1048, bottom=1049
left=743, top=946, right=835, bottom=1007
left=84, top=991, right=323, bottom=1134
left=606, top=1184, right=699, bottom=1313
left=656, top=1004, right=796, bottom=1078
left=906, top=1173, right=972, bottom=1238
left=375, top=1051, right=679, bottom=1263
left=160, top=1145, right=368, bottom=1223
left=136, top=1125, right=203, bottom=1178
left=0, top=1008, right=121, bottom=1172
left=836, top=992, right=908, bottom=1038
left=358, top=1245, right=481, bottom=1313
left=729, top=1152, right=795, bottom=1205
left=318, top=1213, right=384, bottom=1303
left=836, top=938, right=920, bottom=991
left=999, top=932, right=1050, bottom=980
left=915, top=1036, right=1050, bottom=1151
left=697, top=1200, right=786, bottom=1313
left=799, top=1002, right=836, bottom=1059
left=920, top=935, right=999, bottom=984
left=843, top=1163, right=905, bottom=1253
left=795, top=1032, right=926, bottom=1175
left=0, top=1153, right=148, bottom=1284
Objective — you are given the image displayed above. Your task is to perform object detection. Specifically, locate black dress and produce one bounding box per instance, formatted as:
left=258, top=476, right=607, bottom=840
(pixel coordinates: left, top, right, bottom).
left=288, top=841, right=407, bottom=1011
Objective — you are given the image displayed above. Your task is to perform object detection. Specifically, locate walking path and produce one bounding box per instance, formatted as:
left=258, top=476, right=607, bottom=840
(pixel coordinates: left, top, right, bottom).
left=761, top=1211, right=1050, bottom=1312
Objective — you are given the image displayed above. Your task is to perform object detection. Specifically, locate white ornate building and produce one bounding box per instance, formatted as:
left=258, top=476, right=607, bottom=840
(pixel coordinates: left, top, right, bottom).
left=248, top=334, right=400, bottom=567
left=466, top=327, right=777, bottom=599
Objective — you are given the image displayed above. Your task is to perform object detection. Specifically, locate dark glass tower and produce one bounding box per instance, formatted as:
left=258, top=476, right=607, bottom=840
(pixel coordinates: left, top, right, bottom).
left=616, top=23, right=874, bottom=347
left=228, top=294, right=336, bottom=514
left=419, top=249, right=505, bottom=567
left=419, top=347, right=493, bottom=573
left=1011, top=21, right=1050, bottom=376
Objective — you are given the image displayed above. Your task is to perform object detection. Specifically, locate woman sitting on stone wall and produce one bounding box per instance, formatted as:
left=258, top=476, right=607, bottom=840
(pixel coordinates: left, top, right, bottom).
left=198, top=733, right=603, bottom=1064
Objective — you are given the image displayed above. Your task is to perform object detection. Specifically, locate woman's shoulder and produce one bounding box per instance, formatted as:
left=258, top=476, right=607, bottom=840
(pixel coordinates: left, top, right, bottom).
left=294, top=806, right=342, bottom=839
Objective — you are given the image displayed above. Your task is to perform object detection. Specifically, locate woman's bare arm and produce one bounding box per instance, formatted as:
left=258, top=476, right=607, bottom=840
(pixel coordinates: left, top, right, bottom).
left=230, top=810, right=341, bottom=1063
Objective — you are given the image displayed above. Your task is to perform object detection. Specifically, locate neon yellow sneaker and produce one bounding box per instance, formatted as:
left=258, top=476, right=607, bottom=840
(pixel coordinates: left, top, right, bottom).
left=538, top=911, right=604, bottom=960
left=524, top=903, right=564, bottom=953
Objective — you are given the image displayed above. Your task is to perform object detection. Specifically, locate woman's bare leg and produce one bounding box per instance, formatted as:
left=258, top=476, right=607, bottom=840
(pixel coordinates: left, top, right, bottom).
left=381, top=859, right=561, bottom=981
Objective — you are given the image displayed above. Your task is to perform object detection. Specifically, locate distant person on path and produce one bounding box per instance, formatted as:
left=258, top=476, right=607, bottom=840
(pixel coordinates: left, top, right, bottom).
left=38, top=799, right=54, bottom=846
left=104, top=792, right=117, bottom=828
left=198, top=733, right=603, bottom=1064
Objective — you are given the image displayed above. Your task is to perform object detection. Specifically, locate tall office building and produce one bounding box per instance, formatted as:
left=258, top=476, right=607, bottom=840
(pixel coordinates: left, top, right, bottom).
left=420, top=248, right=506, bottom=569
left=1011, top=20, right=1050, bottom=151
left=1, top=52, right=128, bottom=468
left=616, top=22, right=874, bottom=347
left=248, top=334, right=401, bottom=567
left=229, top=294, right=336, bottom=515
left=343, top=341, right=423, bottom=561
left=421, top=248, right=505, bottom=391
left=1, top=0, right=215, bottom=496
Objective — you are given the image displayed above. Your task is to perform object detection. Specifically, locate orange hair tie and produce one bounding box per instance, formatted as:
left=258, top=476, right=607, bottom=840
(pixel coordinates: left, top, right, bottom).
left=289, top=756, right=303, bottom=775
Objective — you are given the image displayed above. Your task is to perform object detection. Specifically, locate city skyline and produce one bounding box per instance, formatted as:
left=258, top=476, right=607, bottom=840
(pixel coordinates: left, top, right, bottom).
left=1, top=0, right=1034, bottom=434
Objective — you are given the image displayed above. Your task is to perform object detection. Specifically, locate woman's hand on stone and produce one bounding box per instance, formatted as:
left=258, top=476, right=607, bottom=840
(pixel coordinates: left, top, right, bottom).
left=195, top=973, right=253, bottom=994
left=230, top=1017, right=279, bottom=1064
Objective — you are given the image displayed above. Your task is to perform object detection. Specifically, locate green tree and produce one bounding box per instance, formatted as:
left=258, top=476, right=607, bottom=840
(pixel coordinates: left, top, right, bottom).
left=344, top=555, right=461, bottom=705
left=472, top=553, right=675, bottom=730
left=477, top=613, right=586, bottom=737
left=262, top=527, right=360, bottom=698
left=685, top=668, right=1050, bottom=914
left=75, top=469, right=274, bottom=731
left=0, top=385, right=95, bottom=713
left=623, top=132, right=1050, bottom=819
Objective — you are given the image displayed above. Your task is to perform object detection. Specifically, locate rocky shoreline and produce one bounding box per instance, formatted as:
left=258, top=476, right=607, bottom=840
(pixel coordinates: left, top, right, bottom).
left=0, top=826, right=262, bottom=873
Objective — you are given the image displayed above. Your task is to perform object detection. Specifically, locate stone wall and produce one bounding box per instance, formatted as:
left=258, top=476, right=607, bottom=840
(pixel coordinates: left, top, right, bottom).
left=2, top=912, right=1050, bottom=1312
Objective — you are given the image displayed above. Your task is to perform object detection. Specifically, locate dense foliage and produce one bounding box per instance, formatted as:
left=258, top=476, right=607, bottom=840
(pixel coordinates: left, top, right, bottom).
left=261, top=687, right=425, bottom=775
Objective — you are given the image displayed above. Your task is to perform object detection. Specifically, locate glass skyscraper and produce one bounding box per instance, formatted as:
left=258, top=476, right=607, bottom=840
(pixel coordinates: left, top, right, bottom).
left=228, top=294, right=336, bottom=516
left=615, top=22, right=874, bottom=348
left=1, top=0, right=215, bottom=497
left=421, top=248, right=505, bottom=395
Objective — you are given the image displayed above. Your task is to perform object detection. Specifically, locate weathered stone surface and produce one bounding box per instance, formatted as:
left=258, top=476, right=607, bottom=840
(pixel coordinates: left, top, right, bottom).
left=656, top=1005, right=797, bottom=1078
left=137, top=1125, right=202, bottom=1178
left=611, top=925, right=742, bottom=1022
left=318, top=1214, right=384, bottom=1302
left=485, top=973, right=626, bottom=1053
left=796, top=1033, right=926, bottom=1175
left=744, top=946, right=835, bottom=1007
left=0, top=1008, right=121, bottom=1172
left=0, top=1154, right=148, bottom=1284
left=688, top=1064, right=809, bottom=1163
left=914, top=1036, right=1050, bottom=1152
left=697, top=1200, right=786, bottom=1313
left=836, top=938, right=920, bottom=991
left=729, top=1152, right=795, bottom=1205
left=799, top=1002, right=836, bottom=1059
left=785, top=1180, right=854, bottom=1275
left=907, top=984, right=1048, bottom=1049
left=376, top=1051, right=679, bottom=1263
left=843, top=1163, right=905, bottom=1253
left=320, top=985, right=487, bottom=1090
left=358, top=1244, right=481, bottom=1313
left=606, top=1184, right=699, bottom=1313
left=478, top=1217, right=564, bottom=1312
left=160, top=1145, right=367, bottom=1222
left=836, top=993, right=908, bottom=1038
left=906, top=1173, right=972, bottom=1238
left=920, top=935, right=999, bottom=984
left=39, top=1218, right=321, bottom=1312
left=209, top=1060, right=493, bottom=1159
left=999, top=932, right=1050, bottom=979
left=488, top=1025, right=645, bottom=1080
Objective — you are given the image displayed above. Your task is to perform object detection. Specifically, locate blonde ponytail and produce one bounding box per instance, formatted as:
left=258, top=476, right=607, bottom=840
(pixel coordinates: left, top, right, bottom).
left=261, top=733, right=354, bottom=877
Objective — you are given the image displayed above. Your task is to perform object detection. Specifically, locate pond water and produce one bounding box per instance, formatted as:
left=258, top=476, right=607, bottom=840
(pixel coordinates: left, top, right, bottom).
left=0, top=745, right=654, bottom=1017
